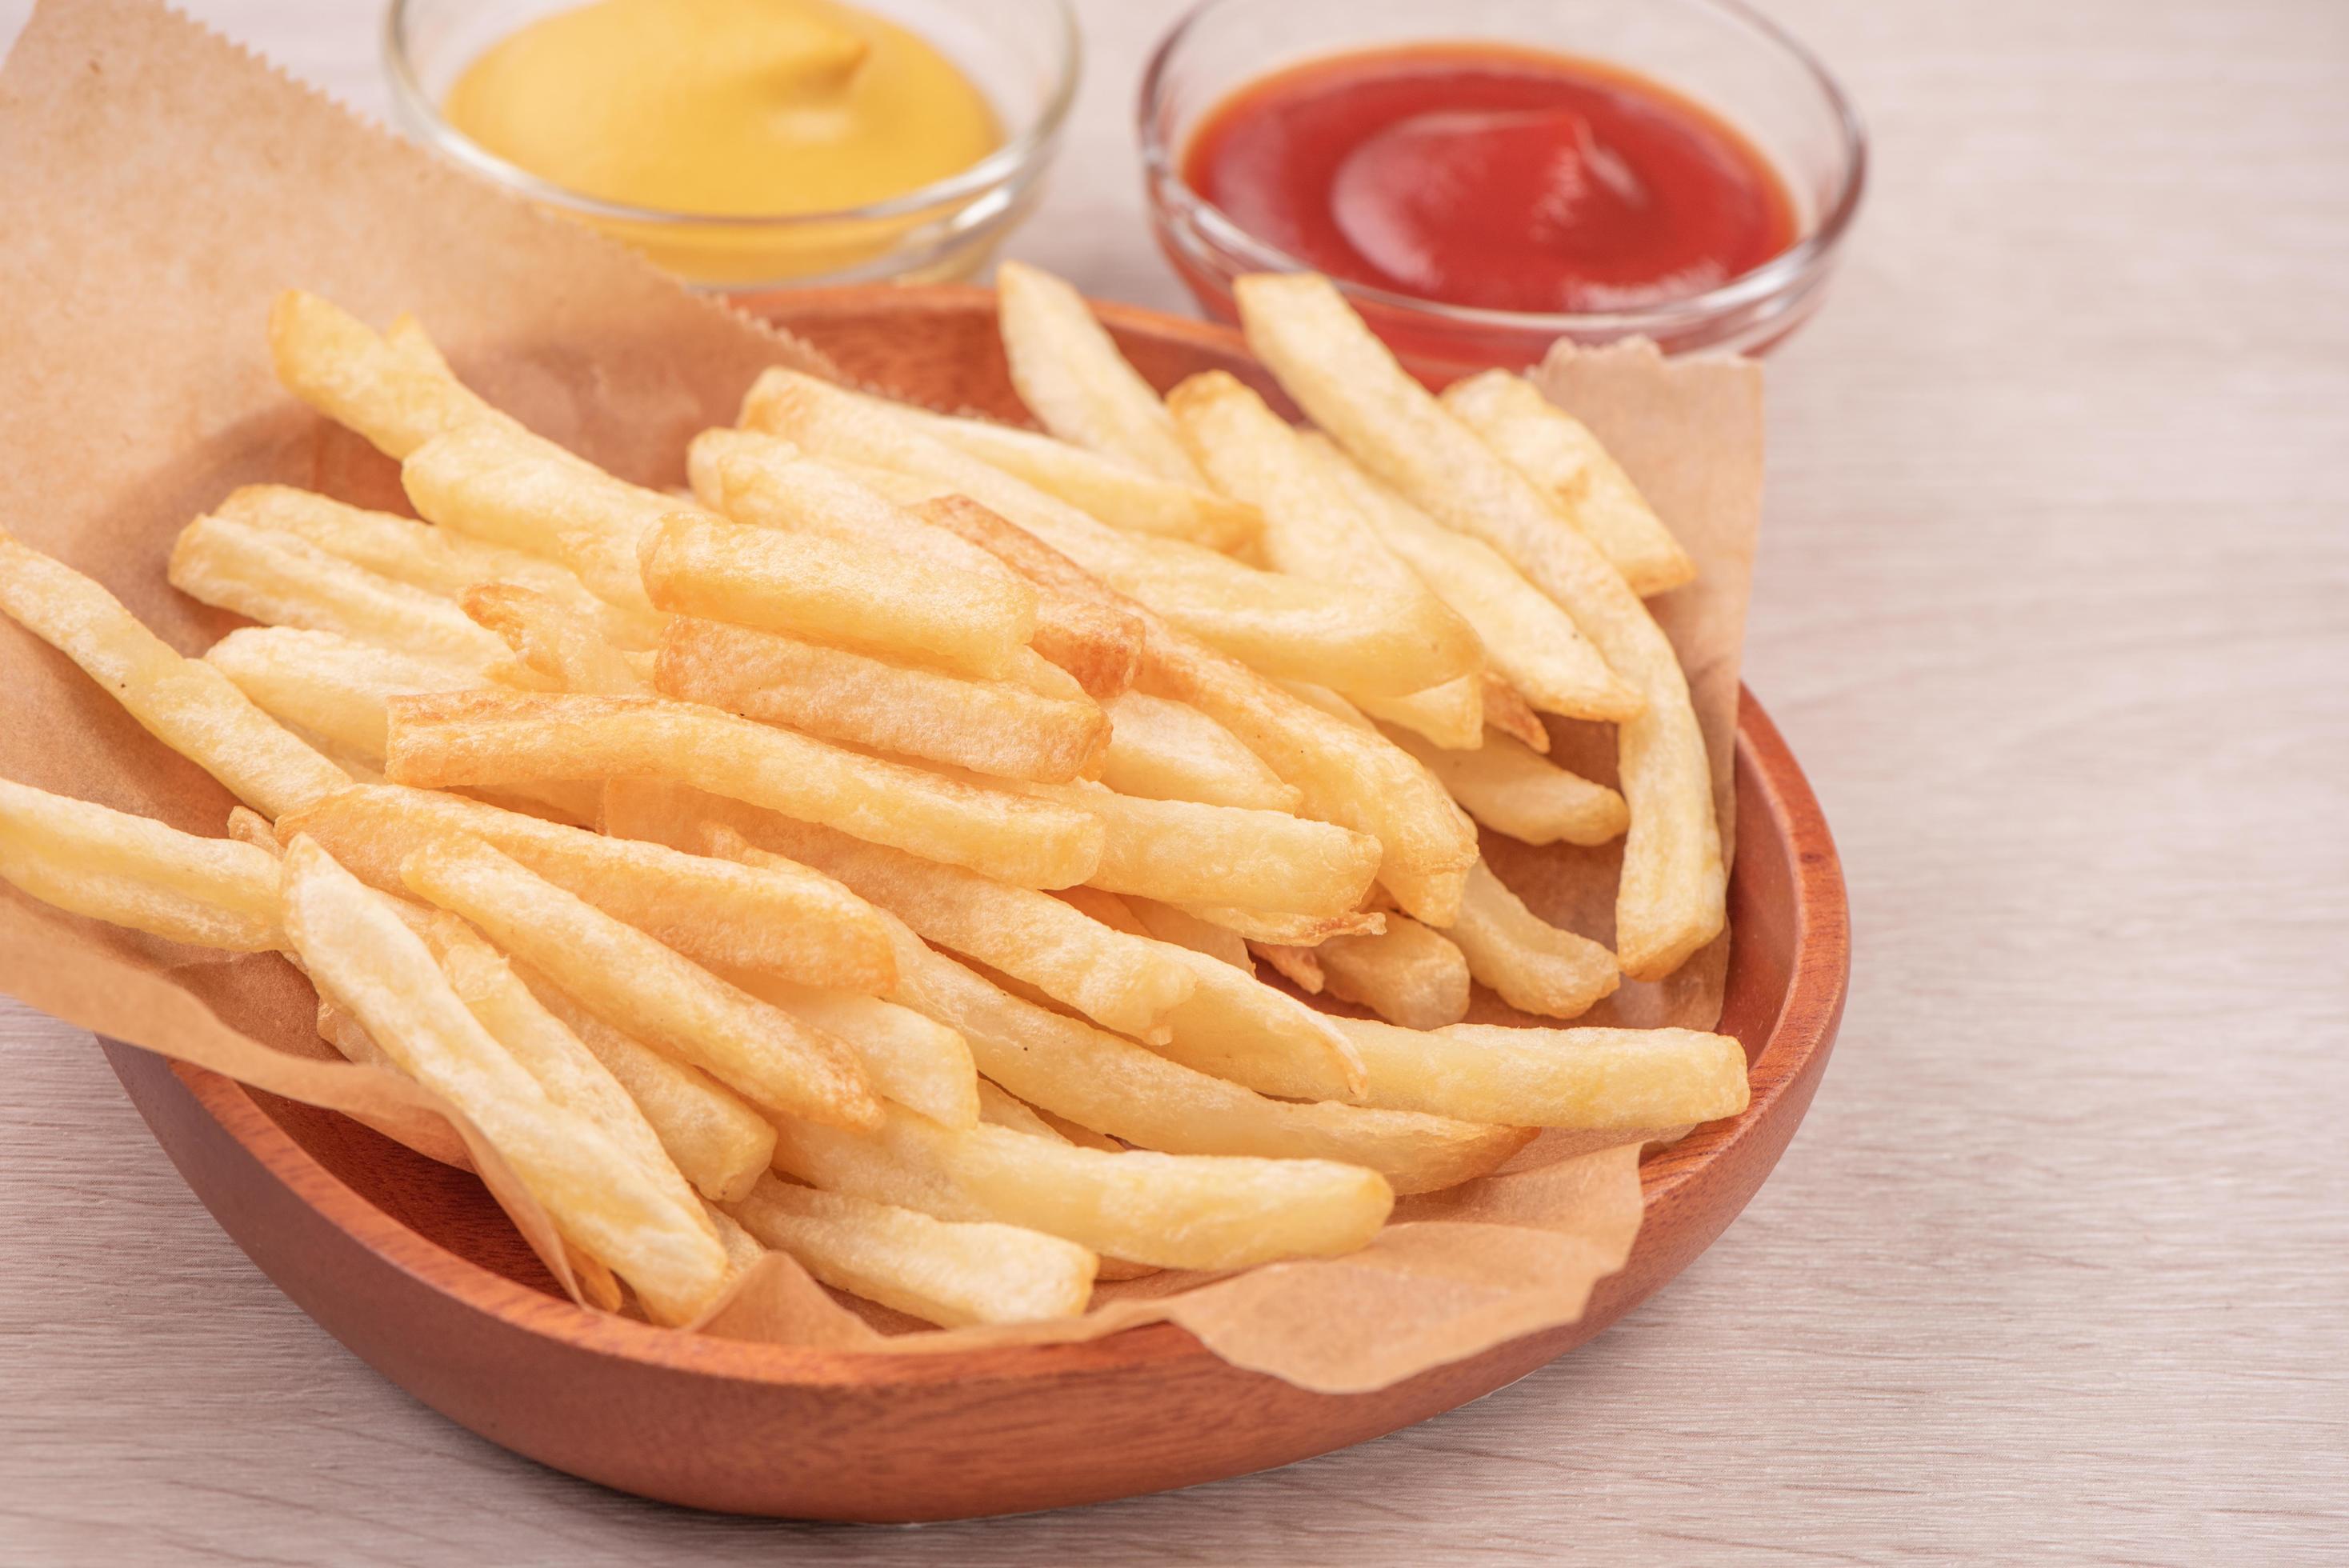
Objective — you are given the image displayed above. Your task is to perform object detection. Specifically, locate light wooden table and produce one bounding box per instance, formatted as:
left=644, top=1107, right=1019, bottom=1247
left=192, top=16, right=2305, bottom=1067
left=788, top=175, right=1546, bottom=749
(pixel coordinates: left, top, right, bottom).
left=2, top=0, right=2343, bottom=1560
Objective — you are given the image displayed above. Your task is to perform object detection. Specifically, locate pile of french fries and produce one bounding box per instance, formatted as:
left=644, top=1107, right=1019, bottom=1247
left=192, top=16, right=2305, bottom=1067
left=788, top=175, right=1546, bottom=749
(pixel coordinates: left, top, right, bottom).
left=0, top=264, right=1744, bottom=1331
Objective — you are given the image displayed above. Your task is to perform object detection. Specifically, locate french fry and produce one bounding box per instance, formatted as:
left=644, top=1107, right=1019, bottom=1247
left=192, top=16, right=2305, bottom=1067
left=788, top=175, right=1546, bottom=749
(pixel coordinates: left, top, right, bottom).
left=1317, top=916, right=1471, bottom=1030
left=0, top=529, right=349, bottom=817
left=170, top=513, right=514, bottom=670
left=894, top=403, right=1260, bottom=550
left=996, top=259, right=1207, bottom=484
left=1126, top=899, right=1250, bottom=970
left=1440, top=370, right=1697, bottom=598
left=726, top=972, right=978, bottom=1130
left=1028, top=781, right=1379, bottom=917
left=277, top=783, right=894, bottom=990
left=742, top=370, right=1475, bottom=697
left=0, top=777, right=282, bottom=950
left=1379, top=722, right=1629, bottom=848
left=698, top=826, right=1371, bottom=1125
left=911, top=496, right=1478, bottom=925
left=224, top=806, right=282, bottom=857
left=1166, top=370, right=1487, bottom=749
left=267, top=292, right=495, bottom=460
left=422, top=922, right=712, bottom=1234
left=464, top=585, right=651, bottom=695
left=204, top=627, right=598, bottom=826
left=1445, top=860, right=1620, bottom=1020
left=688, top=430, right=1142, bottom=699
left=397, top=832, right=882, bottom=1131
left=1336, top=1017, right=1749, bottom=1128
left=279, top=837, right=729, bottom=1324
left=638, top=509, right=1036, bottom=682
left=654, top=617, right=1108, bottom=783
left=399, top=422, right=675, bottom=622
left=679, top=810, right=1197, bottom=1046
left=702, top=1201, right=768, bottom=1279
left=212, top=484, right=654, bottom=647
left=1098, top=690, right=1299, bottom=811
left=382, top=690, right=1105, bottom=889
left=769, top=1104, right=1391, bottom=1270
left=1297, top=434, right=1640, bottom=723
left=522, top=974, right=777, bottom=1203
left=1239, top=274, right=1723, bottom=978
left=726, top=1174, right=1096, bottom=1328
left=850, top=902, right=1527, bottom=1193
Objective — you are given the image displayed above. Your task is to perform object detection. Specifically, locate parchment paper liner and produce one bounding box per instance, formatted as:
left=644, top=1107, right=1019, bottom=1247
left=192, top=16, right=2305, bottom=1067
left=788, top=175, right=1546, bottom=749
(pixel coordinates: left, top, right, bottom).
left=0, top=0, right=1761, bottom=1396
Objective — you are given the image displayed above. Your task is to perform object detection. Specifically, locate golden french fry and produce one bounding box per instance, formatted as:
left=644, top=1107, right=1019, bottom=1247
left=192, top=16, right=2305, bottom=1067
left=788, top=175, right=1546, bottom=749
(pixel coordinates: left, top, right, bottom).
left=702, top=1201, right=768, bottom=1279
left=464, top=584, right=651, bottom=695
left=681, top=810, right=1197, bottom=1046
left=996, top=260, right=1207, bottom=484
left=383, top=690, right=1105, bottom=889
left=769, top=1104, right=1391, bottom=1270
left=1336, top=1017, right=1749, bottom=1128
left=422, top=922, right=711, bottom=1233
left=169, top=513, right=513, bottom=670
left=1240, top=274, right=1723, bottom=978
left=1317, top=915, right=1471, bottom=1030
left=1445, top=860, right=1620, bottom=1020
left=1026, top=781, right=1379, bottom=917
left=522, top=974, right=776, bottom=1203
left=689, top=430, right=1143, bottom=700
left=279, top=836, right=728, bottom=1324
left=205, top=626, right=482, bottom=758
left=1126, top=898, right=1250, bottom=970
left=1379, top=722, right=1628, bottom=848
left=267, top=292, right=495, bottom=460
left=910, top=495, right=1479, bottom=924
left=1167, top=370, right=1486, bottom=746
left=895, top=404, right=1260, bottom=550
left=1480, top=673, right=1552, bottom=753
left=655, top=617, right=1107, bottom=783
left=399, top=422, right=678, bottom=626
left=224, top=806, right=282, bottom=857
left=743, top=370, right=1474, bottom=697
left=726, top=971, right=978, bottom=1130
left=697, top=826, right=1371, bottom=1123
left=1298, top=434, right=1641, bottom=723
left=398, top=832, right=881, bottom=1131
left=1098, top=690, right=1299, bottom=812
left=0, top=777, right=282, bottom=950
left=278, top=783, right=894, bottom=990
left=212, top=485, right=654, bottom=647
left=860, top=904, right=1527, bottom=1193
left=726, top=1174, right=1095, bottom=1328
left=204, top=627, right=598, bottom=826
left=638, top=508, right=1036, bottom=681
left=0, top=530, right=348, bottom=817
left=1440, top=370, right=1697, bottom=598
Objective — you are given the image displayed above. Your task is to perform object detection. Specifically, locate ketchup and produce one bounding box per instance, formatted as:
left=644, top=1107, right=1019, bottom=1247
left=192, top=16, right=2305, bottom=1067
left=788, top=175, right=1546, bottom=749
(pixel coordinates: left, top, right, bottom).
left=1183, top=46, right=1796, bottom=315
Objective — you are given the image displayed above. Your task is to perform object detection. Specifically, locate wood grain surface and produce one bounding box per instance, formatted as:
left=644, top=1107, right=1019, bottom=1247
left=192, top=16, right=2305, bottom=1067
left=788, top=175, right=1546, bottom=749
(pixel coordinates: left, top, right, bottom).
left=1, top=0, right=2343, bottom=1561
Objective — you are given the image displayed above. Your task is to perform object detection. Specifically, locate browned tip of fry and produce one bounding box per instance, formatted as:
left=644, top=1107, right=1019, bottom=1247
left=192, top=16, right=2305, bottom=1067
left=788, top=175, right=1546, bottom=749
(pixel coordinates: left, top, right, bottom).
left=1162, top=369, right=1247, bottom=418
left=913, top=494, right=1145, bottom=699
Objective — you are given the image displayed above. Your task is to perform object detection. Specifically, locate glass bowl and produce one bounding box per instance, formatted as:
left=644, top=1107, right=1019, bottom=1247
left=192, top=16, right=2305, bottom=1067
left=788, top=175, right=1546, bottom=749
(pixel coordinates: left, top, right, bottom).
left=1138, top=0, right=1866, bottom=380
left=384, top=0, right=1079, bottom=298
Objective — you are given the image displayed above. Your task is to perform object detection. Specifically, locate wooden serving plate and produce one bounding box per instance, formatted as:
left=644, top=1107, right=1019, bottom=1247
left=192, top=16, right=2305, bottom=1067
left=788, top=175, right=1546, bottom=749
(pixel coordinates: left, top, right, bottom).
left=101, top=290, right=1848, bottom=1522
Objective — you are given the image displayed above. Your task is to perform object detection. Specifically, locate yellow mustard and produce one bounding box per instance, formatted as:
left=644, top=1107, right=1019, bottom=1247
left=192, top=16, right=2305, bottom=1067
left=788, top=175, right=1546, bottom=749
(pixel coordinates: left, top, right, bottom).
left=444, top=0, right=1003, bottom=284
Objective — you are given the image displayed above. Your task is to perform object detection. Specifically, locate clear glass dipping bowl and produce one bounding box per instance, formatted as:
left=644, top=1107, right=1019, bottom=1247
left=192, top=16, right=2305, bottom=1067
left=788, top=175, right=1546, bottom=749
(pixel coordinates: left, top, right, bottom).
left=384, top=0, right=1079, bottom=300
left=1138, top=0, right=1866, bottom=381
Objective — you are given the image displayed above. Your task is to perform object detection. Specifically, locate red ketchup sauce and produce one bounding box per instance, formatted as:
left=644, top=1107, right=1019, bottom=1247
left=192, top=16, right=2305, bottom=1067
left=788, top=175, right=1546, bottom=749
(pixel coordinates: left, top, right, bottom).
left=1182, top=46, right=1797, bottom=315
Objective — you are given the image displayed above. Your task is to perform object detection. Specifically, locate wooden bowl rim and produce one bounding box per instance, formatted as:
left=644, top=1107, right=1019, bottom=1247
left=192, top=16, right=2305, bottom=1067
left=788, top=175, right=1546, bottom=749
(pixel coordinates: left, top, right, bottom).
left=160, top=687, right=1843, bottom=1392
